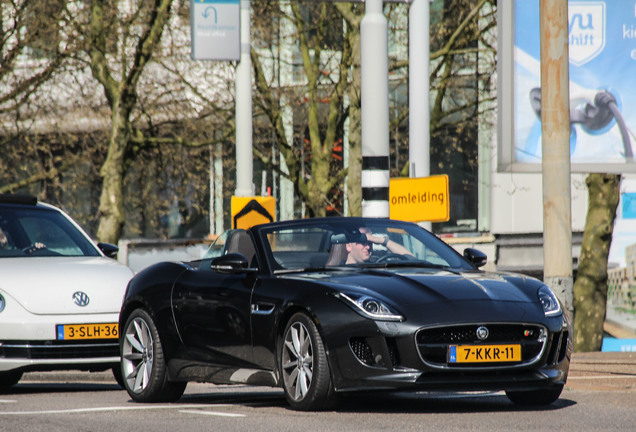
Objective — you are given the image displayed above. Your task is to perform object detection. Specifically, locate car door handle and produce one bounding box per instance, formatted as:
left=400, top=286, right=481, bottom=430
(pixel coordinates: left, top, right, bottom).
left=251, top=303, right=275, bottom=315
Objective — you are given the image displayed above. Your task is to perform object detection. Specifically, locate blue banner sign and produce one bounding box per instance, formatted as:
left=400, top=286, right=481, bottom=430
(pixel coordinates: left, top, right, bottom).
left=622, top=193, right=636, bottom=219
left=602, top=337, right=636, bottom=352
left=502, top=1, right=636, bottom=173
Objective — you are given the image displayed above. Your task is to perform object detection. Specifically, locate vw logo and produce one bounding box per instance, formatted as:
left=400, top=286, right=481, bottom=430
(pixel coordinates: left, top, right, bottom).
left=72, top=291, right=90, bottom=307
left=476, top=326, right=489, bottom=341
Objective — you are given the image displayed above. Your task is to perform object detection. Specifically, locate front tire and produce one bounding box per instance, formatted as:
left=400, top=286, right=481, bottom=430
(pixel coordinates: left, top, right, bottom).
left=121, top=308, right=186, bottom=402
left=279, top=312, right=337, bottom=411
left=505, top=385, right=564, bottom=406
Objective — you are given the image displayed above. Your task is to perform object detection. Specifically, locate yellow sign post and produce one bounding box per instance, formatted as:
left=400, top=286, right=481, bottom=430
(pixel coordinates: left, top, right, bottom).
left=389, top=175, right=450, bottom=222
left=231, top=196, right=276, bottom=229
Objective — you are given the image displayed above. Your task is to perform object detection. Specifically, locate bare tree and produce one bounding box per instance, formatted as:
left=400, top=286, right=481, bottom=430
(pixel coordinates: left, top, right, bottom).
left=251, top=2, right=355, bottom=217
left=574, top=174, right=621, bottom=351
left=0, top=0, right=64, bottom=115
left=334, top=2, right=363, bottom=216
left=2, top=0, right=236, bottom=240
left=78, top=0, right=175, bottom=243
left=64, top=0, right=235, bottom=242
left=427, top=0, right=496, bottom=229
left=249, top=0, right=496, bottom=221
left=0, top=0, right=68, bottom=193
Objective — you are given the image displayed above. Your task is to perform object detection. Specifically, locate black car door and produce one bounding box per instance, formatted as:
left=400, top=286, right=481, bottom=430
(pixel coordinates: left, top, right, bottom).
left=171, top=266, right=257, bottom=367
left=248, top=277, right=282, bottom=370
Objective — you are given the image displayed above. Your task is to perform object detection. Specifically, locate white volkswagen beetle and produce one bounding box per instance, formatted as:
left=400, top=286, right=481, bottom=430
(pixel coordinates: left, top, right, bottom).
left=0, top=194, right=134, bottom=387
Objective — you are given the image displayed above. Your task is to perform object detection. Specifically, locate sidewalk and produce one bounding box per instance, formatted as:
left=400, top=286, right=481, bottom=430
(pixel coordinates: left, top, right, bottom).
left=567, top=351, right=636, bottom=391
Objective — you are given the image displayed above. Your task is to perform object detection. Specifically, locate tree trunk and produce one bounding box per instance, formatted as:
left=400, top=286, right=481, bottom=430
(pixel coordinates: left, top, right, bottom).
left=345, top=27, right=362, bottom=217
left=336, top=4, right=363, bottom=217
left=573, top=173, right=620, bottom=352
left=96, top=115, right=129, bottom=244
left=87, top=0, right=172, bottom=245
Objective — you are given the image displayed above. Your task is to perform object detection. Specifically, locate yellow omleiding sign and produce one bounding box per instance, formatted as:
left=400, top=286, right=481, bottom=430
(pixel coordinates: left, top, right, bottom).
left=231, top=196, right=276, bottom=229
left=389, top=175, right=450, bottom=222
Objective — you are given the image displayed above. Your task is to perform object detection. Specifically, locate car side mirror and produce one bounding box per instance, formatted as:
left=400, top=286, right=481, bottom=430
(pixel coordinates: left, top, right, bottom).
left=98, top=242, right=119, bottom=259
left=463, top=248, right=487, bottom=268
left=211, top=253, right=257, bottom=273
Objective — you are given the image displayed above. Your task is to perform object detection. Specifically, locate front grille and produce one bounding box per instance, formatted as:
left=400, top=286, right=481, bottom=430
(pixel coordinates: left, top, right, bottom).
left=416, top=323, right=547, bottom=368
left=0, top=340, right=119, bottom=360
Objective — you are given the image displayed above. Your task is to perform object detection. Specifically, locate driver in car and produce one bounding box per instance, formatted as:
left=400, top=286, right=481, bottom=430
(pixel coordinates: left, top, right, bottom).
left=345, top=228, right=412, bottom=264
left=0, top=226, right=9, bottom=249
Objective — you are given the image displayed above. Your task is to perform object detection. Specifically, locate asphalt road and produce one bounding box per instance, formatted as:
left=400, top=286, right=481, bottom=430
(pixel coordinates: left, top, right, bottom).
left=1, top=352, right=634, bottom=432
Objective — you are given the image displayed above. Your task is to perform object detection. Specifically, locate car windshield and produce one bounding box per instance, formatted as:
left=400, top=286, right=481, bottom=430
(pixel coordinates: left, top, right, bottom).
left=0, top=207, right=101, bottom=258
left=255, top=218, right=474, bottom=273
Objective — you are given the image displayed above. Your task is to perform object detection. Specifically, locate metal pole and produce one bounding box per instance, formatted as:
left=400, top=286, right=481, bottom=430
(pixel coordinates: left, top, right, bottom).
left=361, top=0, right=390, bottom=217
left=540, top=0, right=573, bottom=315
left=209, top=148, right=214, bottom=236
left=409, top=0, right=431, bottom=230
left=279, top=1, right=294, bottom=221
left=235, top=0, right=254, bottom=197
left=408, top=0, right=429, bottom=180
left=214, top=143, right=224, bottom=234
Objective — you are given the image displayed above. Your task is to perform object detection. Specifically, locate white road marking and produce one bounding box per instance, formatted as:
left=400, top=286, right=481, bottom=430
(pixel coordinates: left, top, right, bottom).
left=179, top=409, right=245, bottom=418
left=0, top=404, right=238, bottom=416
left=568, top=375, right=636, bottom=380
left=20, top=380, right=117, bottom=385
left=0, top=400, right=17, bottom=404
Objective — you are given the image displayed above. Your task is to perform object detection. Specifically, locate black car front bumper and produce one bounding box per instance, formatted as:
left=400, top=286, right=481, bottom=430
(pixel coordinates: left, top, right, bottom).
left=328, top=319, right=571, bottom=393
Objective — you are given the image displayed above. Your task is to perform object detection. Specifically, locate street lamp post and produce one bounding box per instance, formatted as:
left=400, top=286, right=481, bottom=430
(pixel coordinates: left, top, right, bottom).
left=540, top=0, right=573, bottom=315
left=235, top=0, right=254, bottom=198
left=361, top=0, right=390, bottom=217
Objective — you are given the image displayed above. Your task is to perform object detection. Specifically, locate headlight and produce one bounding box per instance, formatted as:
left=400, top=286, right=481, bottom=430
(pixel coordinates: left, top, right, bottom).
left=538, top=286, right=562, bottom=317
left=0, top=294, right=5, bottom=313
left=337, top=293, right=403, bottom=322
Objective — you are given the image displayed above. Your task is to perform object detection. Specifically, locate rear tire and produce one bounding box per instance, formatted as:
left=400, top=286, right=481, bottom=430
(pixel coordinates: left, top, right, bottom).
left=505, top=385, right=564, bottom=406
left=0, top=371, right=23, bottom=387
left=120, top=308, right=187, bottom=402
left=279, top=312, right=337, bottom=411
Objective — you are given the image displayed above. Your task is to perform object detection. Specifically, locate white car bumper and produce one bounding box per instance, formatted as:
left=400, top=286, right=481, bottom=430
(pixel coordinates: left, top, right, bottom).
left=0, top=311, right=120, bottom=373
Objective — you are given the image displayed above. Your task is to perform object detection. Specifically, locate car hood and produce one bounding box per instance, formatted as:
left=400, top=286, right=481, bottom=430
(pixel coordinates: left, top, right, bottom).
left=294, top=267, right=544, bottom=312
left=0, top=257, right=134, bottom=315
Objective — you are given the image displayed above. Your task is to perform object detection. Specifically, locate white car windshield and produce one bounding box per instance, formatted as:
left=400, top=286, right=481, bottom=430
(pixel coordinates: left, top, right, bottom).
left=0, top=207, right=100, bottom=258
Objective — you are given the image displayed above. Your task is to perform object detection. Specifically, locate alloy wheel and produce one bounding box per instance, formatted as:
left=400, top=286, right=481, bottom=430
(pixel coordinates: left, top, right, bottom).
left=282, top=321, right=314, bottom=401
left=122, top=316, right=154, bottom=394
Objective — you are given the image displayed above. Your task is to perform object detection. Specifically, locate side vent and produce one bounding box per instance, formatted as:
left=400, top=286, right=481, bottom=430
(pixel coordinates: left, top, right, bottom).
left=349, top=337, right=400, bottom=368
left=350, top=337, right=375, bottom=366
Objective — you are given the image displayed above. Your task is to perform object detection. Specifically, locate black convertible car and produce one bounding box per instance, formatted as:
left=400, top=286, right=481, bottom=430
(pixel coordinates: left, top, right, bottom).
left=118, top=217, right=571, bottom=410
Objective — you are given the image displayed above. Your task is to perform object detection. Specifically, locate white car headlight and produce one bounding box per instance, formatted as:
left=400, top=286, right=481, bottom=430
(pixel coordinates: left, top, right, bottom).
left=337, top=293, right=403, bottom=322
left=538, top=286, right=562, bottom=317
left=0, top=293, right=5, bottom=313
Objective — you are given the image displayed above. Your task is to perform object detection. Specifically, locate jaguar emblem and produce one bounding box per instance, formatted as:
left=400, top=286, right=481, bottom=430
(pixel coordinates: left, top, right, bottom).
left=476, top=326, right=489, bottom=341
